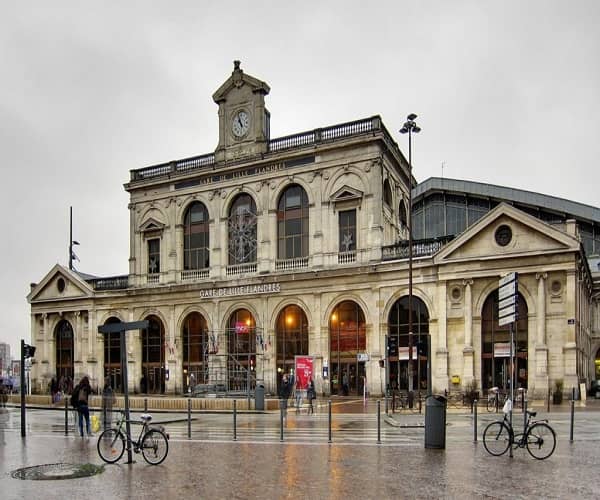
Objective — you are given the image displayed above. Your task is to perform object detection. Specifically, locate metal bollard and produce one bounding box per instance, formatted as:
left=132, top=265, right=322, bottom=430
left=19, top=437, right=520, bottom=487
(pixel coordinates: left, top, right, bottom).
left=144, top=398, right=148, bottom=413
left=64, top=395, right=69, bottom=436
left=570, top=398, right=575, bottom=442
left=187, top=398, right=192, bottom=439
left=328, top=400, right=332, bottom=443
left=279, top=399, right=284, bottom=442
left=377, top=400, right=381, bottom=444
left=233, top=399, right=237, bottom=441
left=473, top=400, right=478, bottom=442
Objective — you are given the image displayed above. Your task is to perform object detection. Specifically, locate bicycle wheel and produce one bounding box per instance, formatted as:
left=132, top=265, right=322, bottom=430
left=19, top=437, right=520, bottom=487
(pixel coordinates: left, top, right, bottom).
left=486, top=397, right=496, bottom=412
left=483, top=421, right=512, bottom=456
left=97, top=428, right=125, bottom=464
left=140, top=429, right=169, bottom=465
left=526, top=423, right=556, bottom=460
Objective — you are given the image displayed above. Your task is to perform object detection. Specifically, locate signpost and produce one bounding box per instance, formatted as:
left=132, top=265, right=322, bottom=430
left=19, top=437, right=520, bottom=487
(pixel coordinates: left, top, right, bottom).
left=498, top=272, right=518, bottom=457
left=98, top=320, right=148, bottom=464
left=20, top=340, right=36, bottom=437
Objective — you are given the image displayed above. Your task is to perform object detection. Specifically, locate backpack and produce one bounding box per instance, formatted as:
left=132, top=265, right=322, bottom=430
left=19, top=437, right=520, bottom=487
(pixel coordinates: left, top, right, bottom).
left=70, top=385, right=80, bottom=408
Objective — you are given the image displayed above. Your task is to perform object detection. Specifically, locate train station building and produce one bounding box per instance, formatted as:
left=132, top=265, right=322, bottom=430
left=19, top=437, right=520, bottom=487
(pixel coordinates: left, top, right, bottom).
left=27, top=62, right=600, bottom=400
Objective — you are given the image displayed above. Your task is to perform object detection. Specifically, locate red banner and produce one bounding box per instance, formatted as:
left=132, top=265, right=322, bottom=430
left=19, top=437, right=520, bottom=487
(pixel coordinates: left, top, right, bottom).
left=294, top=356, right=314, bottom=390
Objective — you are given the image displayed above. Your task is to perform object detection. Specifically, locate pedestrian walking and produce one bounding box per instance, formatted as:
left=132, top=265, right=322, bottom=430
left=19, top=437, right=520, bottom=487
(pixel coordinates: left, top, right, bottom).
left=307, top=378, right=316, bottom=415
left=50, top=377, right=59, bottom=403
left=294, top=377, right=303, bottom=412
left=279, top=374, right=292, bottom=417
left=73, top=376, right=93, bottom=437
left=342, top=372, right=349, bottom=396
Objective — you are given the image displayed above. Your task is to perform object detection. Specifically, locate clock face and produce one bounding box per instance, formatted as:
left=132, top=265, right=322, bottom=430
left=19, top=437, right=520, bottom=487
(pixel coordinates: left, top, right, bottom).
left=232, top=110, right=250, bottom=137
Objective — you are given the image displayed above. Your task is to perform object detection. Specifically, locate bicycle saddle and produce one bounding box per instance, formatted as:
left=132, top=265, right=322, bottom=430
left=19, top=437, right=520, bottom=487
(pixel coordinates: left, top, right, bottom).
left=526, top=411, right=537, bottom=417
left=140, top=413, right=152, bottom=422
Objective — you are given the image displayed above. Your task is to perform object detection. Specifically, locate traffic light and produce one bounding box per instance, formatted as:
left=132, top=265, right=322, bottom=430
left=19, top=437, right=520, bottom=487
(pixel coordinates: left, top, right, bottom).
left=23, top=344, right=36, bottom=359
left=387, top=335, right=398, bottom=357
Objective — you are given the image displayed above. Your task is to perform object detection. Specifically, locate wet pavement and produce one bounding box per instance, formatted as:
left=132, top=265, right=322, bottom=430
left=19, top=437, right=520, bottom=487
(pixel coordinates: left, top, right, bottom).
left=1, top=400, right=599, bottom=499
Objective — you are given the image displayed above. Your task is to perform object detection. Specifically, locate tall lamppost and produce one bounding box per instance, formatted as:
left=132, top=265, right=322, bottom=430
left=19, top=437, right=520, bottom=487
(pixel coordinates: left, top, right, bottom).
left=400, top=113, right=420, bottom=393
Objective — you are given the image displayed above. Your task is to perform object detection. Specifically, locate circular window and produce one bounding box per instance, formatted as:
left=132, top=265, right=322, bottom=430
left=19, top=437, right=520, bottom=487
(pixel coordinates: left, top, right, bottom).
left=57, top=278, right=66, bottom=293
left=551, top=280, right=562, bottom=295
left=451, top=287, right=462, bottom=301
left=494, top=225, right=512, bottom=247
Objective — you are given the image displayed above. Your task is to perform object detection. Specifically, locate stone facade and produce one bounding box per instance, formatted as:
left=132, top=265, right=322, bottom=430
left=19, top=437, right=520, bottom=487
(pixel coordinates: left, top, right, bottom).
left=28, top=63, right=599, bottom=400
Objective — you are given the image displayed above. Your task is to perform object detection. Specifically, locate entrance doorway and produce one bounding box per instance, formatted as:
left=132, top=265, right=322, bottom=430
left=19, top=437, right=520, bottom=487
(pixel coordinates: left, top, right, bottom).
left=141, top=315, right=165, bottom=394
left=331, top=361, right=366, bottom=396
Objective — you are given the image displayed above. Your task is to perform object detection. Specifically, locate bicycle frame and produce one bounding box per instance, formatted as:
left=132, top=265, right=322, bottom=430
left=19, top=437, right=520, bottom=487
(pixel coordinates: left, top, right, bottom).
left=112, top=411, right=151, bottom=451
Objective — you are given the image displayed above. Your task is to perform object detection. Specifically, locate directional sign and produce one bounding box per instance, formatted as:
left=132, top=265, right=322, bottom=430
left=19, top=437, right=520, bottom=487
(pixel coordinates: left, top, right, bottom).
left=498, top=282, right=516, bottom=300
left=498, top=295, right=516, bottom=310
left=499, top=312, right=517, bottom=326
left=498, top=272, right=518, bottom=326
left=499, top=272, right=517, bottom=287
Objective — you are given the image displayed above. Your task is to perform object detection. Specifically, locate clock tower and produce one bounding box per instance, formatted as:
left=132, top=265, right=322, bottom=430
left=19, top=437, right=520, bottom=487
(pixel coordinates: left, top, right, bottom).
left=213, top=60, right=271, bottom=163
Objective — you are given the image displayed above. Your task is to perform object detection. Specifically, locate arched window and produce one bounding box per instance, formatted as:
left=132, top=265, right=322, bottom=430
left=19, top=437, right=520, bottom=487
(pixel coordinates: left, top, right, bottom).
left=329, top=301, right=366, bottom=395
left=276, top=305, right=309, bottom=391
left=141, top=316, right=165, bottom=394
left=277, top=185, right=309, bottom=260
left=388, top=296, right=430, bottom=391
left=182, top=312, right=209, bottom=393
left=383, top=179, right=393, bottom=207
left=184, top=202, right=210, bottom=270
left=228, top=194, right=257, bottom=265
left=481, top=291, right=528, bottom=391
left=102, top=317, right=122, bottom=392
left=227, top=309, right=257, bottom=392
left=399, top=201, right=407, bottom=228
left=55, top=320, right=74, bottom=381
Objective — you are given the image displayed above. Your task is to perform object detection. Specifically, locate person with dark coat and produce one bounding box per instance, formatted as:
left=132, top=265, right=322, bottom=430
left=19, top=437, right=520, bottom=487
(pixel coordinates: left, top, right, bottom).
left=279, top=374, right=292, bottom=417
left=50, top=377, right=59, bottom=403
left=307, top=378, right=316, bottom=415
left=75, top=376, right=93, bottom=437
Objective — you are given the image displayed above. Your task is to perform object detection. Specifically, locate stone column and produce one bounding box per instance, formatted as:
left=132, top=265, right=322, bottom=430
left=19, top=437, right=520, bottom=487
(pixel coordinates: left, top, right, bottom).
left=42, top=313, right=48, bottom=361
left=74, top=311, right=82, bottom=362
left=535, top=273, right=549, bottom=397
left=435, top=281, right=449, bottom=392
left=462, top=279, right=474, bottom=385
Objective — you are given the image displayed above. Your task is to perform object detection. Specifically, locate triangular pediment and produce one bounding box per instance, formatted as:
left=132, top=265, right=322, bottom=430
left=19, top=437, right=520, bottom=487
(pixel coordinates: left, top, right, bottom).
left=27, top=264, right=94, bottom=303
left=331, top=185, right=364, bottom=203
left=434, top=203, right=580, bottom=264
left=140, top=217, right=165, bottom=233
left=212, top=61, right=270, bottom=103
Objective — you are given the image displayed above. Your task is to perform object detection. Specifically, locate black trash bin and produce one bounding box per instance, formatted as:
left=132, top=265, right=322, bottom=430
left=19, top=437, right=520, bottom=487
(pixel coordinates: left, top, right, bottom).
left=255, top=383, right=265, bottom=411
left=424, top=394, right=447, bottom=449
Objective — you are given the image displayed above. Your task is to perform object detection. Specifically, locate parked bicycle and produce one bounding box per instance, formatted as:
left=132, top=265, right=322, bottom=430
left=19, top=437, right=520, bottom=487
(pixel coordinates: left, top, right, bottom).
left=97, top=410, right=169, bottom=465
left=483, top=405, right=556, bottom=460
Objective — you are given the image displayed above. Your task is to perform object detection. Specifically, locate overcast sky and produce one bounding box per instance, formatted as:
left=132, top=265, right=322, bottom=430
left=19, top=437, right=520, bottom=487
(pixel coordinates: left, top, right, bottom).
left=2, top=1, right=599, bottom=357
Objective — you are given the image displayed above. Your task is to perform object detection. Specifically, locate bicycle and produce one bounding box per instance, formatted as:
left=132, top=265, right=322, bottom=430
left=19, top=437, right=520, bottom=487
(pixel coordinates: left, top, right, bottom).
left=97, top=411, right=169, bottom=465
left=483, top=405, right=556, bottom=460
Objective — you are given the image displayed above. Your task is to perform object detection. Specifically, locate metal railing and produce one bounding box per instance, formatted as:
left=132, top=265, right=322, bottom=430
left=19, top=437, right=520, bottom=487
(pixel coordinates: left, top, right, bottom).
left=226, top=262, right=257, bottom=276
left=131, top=116, right=387, bottom=182
left=382, top=235, right=455, bottom=261
left=275, top=256, right=309, bottom=271
left=88, top=275, right=129, bottom=290
left=181, top=269, right=210, bottom=282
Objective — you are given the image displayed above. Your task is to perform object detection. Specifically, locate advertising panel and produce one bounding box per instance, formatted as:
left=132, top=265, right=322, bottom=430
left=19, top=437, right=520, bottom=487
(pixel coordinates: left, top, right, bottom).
left=294, top=356, right=314, bottom=390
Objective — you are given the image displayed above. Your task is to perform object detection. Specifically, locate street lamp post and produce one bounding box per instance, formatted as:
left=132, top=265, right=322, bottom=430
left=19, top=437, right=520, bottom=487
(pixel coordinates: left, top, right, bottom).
left=400, top=113, right=421, bottom=393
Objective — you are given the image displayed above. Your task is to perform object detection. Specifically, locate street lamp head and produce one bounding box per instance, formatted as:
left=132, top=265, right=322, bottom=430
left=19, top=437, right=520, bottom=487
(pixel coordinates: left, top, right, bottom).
left=407, top=113, right=418, bottom=121
left=413, top=125, right=421, bottom=134
left=399, top=126, right=408, bottom=134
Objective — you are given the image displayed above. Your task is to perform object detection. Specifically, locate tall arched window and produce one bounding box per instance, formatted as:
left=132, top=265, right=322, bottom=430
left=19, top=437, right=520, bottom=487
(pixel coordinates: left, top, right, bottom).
left=141, top=316, right=165, bottom=394
left=388, top=296, right=430, bottom=391
left=383, top=179, right=393, bottom=207
left=481, top=291, right=528, bottom=391
left=276, top=305, right=309, bottom=391
left=184, top=201, right=210, bottom=270
left=55, top=319, right=74, bottom=381
left=227, top=309, right=257, bottom=392
left=329, top=301, right=366, bottom=395
left=277, top=185, right=309, bottom=260
left=102, top=317, right=122, bottom=392
left=399, top=201, right=407, bottom=229
left=228, top=194, right=257, bottom=265
left=182, top=312, right=209, bottom=393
